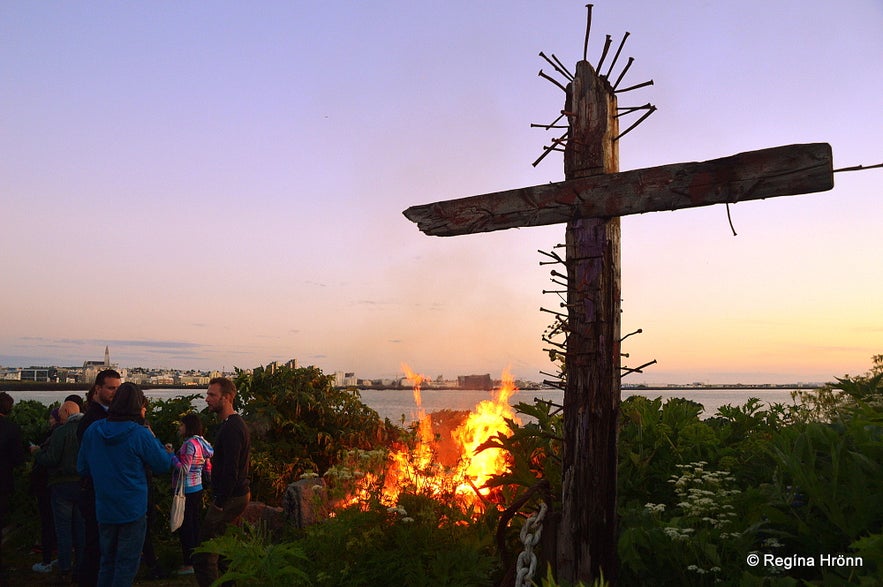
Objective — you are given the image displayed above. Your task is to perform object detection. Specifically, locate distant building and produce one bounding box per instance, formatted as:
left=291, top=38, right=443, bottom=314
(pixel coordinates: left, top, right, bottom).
left=81, top=345, right=118, bottom=383
left=148, top=374, right=176, bottom=385
left=127, top=372, right=148, bottom=385
left=179, top=375, right=211, bottom=386
left=1, top=368, right=21, bottom=381
left=266, top=359, right=298, bottom=375
left=334, top=371, right=357, bottom=387
left=20, top=367, right=52, bottom=382
left=458, top=374, right=493, bottom=390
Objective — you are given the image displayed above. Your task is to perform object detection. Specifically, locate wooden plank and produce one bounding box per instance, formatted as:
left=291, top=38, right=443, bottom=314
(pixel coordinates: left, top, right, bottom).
left=402, top=142, right=833, bottom=236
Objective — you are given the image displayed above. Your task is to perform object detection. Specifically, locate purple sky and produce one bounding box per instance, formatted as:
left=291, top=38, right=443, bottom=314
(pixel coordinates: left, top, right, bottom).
left=2, top=1, right=881, bottom=383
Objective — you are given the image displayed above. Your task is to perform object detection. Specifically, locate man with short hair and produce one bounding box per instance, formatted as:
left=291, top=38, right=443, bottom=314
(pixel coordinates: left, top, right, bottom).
left=77, top=370, right=121, bottom=443
left=194, top=377, right=251, bottom=587
left=77, top=369, right=121, bottom=587
left=32, top=400, right=85, bottom=581
left=0, top=392, right=26, bottom=586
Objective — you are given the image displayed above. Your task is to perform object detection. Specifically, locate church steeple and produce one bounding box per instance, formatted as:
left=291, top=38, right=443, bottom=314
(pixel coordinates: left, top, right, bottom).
left=104, top=345, right=110, bottom=367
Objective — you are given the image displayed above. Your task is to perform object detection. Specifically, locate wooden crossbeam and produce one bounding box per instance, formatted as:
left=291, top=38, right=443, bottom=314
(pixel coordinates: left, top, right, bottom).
left=403, top=142, right=833, bottom=236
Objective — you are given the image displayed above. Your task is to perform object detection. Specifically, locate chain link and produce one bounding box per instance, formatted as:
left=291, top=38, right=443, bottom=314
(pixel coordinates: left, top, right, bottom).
left=515, top=501, right=547, bottom=587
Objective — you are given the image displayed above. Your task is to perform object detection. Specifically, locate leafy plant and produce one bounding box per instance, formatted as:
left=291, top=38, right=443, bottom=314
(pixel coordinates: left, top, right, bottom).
left=762, top=413, right=882, bottom=583
left=618, top=395, right=712, bottom=507
left=146, top=392, right=205, bottom=446
left=295, top=497, right=498, bottom=586
left=481, top=399, right=563, bottom=498
left=538, top=563, right=610, bottom=587
left=233, top=364, right=401, bottom=504
left=619, top=461, right=761, bottom=586
left=792, top=354, right=883, bottom=422
left=707, top=398, right=796, bottom=490
left=10, top=397, right=57, bottom=445
left=195, top=522, right=311, bottom=585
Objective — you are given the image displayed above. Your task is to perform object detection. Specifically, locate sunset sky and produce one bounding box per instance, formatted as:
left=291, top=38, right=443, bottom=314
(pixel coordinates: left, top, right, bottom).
left=2, top=1, right=880, bottom=384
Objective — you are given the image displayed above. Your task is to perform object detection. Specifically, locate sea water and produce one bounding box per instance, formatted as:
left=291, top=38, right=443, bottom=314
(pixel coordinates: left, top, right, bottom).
left=10, top=386, right=800, bottom=422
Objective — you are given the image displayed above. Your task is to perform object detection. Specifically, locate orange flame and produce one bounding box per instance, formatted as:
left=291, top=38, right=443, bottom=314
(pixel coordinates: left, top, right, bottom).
left=401, top=362, right=433, bottom=445
left=452, top=369, right=519, bottom=499
left=350, top=366, right=521, bottom=515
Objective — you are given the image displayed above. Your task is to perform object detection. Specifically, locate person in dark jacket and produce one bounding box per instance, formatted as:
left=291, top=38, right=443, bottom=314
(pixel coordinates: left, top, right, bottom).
left=0, top=392, right=26, bottom=586
left=30, top=407, right=61, bottom=573
left=76, top=369, right=121, bottom=587
left=32, top=400, right=85, bottom=581
left=193, top=377, right=250, bottom=587
left=78, top=383, right=173, bottom=587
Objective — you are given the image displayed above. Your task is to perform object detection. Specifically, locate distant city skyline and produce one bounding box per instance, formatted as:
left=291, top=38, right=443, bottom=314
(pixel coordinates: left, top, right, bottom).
left=0, top=344, right=843, bottom=387
left=2, top=2, right=880, bottom=386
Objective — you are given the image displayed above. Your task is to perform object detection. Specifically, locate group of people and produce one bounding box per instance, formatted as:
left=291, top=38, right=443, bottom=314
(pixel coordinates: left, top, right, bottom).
left=0, top=371, right=252, bottom=587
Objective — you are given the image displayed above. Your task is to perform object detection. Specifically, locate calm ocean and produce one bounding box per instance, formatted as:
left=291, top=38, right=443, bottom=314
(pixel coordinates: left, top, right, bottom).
left=9, top=387, right=800, bottom=423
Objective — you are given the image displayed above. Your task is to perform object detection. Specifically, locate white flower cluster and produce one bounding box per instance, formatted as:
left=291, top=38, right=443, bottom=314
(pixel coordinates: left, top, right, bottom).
left=662, top=527, right=694, bottom=542
left=667, top=462, right=740, bottom=527
left=387, top=505, right=414, bottom=523
left=762, top=537, right=784, bottom=549
left=686, top=564, right=721, bottom=575
left=643, top=502, right=666, bottom=514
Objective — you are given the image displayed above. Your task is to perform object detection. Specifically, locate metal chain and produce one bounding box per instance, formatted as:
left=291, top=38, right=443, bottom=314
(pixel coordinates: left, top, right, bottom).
left=515, top=501, right=548, bottom=587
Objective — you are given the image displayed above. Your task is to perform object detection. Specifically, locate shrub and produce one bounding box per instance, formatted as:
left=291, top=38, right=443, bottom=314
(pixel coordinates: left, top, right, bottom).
left=195, top=522, right=311, bottom=585
left=233, top=364, right=401, bottom=504
left=295, top=496, right=498, bottom=586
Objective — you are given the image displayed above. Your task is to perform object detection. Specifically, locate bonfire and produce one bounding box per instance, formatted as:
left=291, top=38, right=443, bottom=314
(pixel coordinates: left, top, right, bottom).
left=349, top=364, right=521, bottom=514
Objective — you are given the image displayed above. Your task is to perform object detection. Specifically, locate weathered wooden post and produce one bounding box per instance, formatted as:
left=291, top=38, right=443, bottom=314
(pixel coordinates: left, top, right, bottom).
left=402, top=8, right=834, bottom=585
left=558, top=57, right=621, bottom=584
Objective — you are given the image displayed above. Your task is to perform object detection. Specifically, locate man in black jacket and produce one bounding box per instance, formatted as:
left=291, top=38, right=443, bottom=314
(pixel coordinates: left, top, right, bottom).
left=76, top=369, right=121, bottom=587
left=0, top=392, right=26, bottom=587
left=194, top=377, right=251, bottom=587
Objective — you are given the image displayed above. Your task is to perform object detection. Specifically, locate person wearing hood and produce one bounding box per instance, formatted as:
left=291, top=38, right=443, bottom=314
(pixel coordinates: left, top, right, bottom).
left=77, top=383, right=173, bottom=587
left=171, top=413, right=214, bottom=575
left=32, top=400, right=85, bottom=581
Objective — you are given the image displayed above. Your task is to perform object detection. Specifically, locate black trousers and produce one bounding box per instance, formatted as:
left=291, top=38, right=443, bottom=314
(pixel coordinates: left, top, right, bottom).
left=180, top=489, right=204, bottom=565
left=78, top=485, right=100, bottom=587
left=193, top=492, right=250, bottom=587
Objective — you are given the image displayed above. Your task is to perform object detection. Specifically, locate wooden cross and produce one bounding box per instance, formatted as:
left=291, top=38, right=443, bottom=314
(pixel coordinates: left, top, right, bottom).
left=402, top=12, right=833, bottom=586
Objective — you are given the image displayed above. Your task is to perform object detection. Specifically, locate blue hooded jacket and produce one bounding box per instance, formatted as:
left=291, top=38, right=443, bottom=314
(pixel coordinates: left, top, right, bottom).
left=78, top=419, right=173, bottom=524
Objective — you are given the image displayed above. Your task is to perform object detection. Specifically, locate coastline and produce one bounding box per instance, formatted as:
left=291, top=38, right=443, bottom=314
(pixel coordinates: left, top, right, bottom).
left=0, top=381, right=823, bottom=393
left=0, top=382, right=203, bottom=392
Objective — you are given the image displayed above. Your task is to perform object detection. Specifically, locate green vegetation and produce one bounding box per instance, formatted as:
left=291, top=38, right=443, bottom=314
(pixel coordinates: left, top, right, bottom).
left=5, top=357, right=881, bottom=585
left=233, top=364, right=401, bottom=502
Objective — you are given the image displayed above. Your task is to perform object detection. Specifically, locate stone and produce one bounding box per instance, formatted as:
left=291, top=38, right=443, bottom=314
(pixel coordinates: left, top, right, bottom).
left=283, top=477, right=329, bottom=529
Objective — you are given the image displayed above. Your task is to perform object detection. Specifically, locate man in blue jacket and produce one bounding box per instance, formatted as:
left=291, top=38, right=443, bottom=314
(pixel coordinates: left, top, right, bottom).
left=78, top=383, right=173, bottom=586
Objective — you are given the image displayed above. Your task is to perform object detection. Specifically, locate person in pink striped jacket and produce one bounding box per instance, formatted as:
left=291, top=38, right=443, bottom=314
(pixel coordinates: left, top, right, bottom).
left=172, top=413, right=213, bottom=576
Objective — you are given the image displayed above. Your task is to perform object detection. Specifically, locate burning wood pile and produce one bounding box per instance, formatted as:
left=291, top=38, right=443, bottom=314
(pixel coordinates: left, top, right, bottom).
left=348, top=365, right=521, bottom=514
